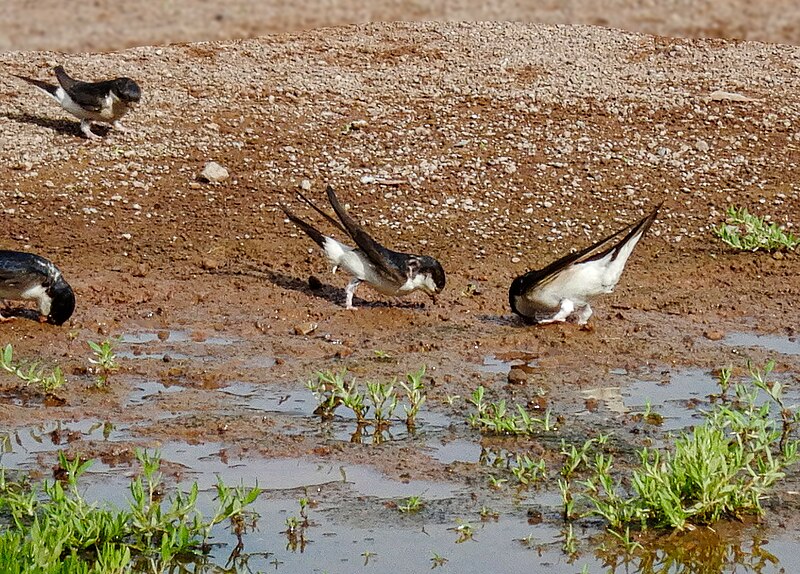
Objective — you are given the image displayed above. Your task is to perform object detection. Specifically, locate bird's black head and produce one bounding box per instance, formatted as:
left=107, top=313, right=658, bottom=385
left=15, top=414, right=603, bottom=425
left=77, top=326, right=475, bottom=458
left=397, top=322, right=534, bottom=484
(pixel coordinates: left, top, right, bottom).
left=47, top=278, right=75, bottom=326
left=113, top=77, right=142, bottom=103
left=428, top=258, right=446, bottom=293
left=508, top=275, right=526, bottom=317
left=415, top=255, right=446, bottom=294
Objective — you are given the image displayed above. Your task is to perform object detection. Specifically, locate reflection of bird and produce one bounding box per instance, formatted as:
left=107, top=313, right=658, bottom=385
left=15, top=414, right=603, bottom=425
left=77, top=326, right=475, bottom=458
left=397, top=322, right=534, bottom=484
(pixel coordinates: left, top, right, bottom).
left=509, top=204, right=661, bottom=325
left=14, top=65, right=141, bottom=139
left=280, top=185, right=446, bottom=309
left=0, top=251, right=75, bottom=325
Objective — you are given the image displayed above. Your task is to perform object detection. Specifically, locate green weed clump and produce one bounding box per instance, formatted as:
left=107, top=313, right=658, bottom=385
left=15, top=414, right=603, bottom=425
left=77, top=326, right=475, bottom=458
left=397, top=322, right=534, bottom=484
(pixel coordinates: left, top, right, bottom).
left=307, top=366, right=428, bottom=432
left=582, top=361, right=800, bottom=531
left=88, top=339, right=119, bottom=387
left=467, top=386, right=555, bottom=435
left=0, top=450, right=260, bottom=573
left=714, top=206, right=798, bottom=252
left=0, top=343, right=65, bottom=393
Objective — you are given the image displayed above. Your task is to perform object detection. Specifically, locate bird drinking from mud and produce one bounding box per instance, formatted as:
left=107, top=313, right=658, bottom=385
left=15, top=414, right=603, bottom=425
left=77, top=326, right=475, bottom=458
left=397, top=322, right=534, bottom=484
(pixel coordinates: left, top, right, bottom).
left=509, top=203, right=661, bottom=325
left=280, top=185, right=446, bottom=309
left=0, top=250, right=75, bottom=325
left=14, top=65, right=141, bottom=140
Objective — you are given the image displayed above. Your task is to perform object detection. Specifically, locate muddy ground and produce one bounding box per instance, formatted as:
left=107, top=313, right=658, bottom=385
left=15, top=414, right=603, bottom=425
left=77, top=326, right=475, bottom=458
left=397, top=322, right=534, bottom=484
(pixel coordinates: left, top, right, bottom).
left=0, top=18, right=799, bottom=569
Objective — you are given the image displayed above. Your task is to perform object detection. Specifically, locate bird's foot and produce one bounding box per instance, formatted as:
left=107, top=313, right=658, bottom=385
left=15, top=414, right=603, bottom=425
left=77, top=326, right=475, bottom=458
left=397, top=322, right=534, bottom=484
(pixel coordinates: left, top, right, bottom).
left=112, top=120, right=128, bottom=132
left=345, top=278, right=361, bottom=310
left=37, top=315, right=48, bottom=324
left=80, top=120, right=102, bottom=140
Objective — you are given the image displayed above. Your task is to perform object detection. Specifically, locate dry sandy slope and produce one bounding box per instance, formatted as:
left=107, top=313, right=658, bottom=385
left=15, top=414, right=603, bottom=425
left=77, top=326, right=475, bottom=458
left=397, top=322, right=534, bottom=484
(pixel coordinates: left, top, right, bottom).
left=0, top=21, right=797, bottom=481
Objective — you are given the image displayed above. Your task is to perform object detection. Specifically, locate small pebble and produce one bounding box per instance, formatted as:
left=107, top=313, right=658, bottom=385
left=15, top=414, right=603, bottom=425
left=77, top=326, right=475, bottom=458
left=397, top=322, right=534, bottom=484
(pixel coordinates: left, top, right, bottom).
left=199, top=162, right=229, bottom=183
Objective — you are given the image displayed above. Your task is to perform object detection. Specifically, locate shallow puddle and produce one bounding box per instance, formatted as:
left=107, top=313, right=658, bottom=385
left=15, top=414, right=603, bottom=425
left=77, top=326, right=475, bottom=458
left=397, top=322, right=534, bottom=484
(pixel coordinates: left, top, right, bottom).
left=0, top=419, right=126, bottom=468
left=116, top=329, right=238, bottom=361
left=477, top=353, right=538, bottom=375
left=120, top=330, right=236, bottom=346
left=428, top=438, right=483, bottom=464
left=722, top=331, right=800, bottom=356
left=586, top=365, right=799, bottom=432
left=219, top=381, right=456, bottom=444
left=1, top=414, right=798, bottom=573
left=3, top=327, right=800, bottom=573
left=622, top=368, right=717, bottom=430
left=125, top=380, right=184, bottom=406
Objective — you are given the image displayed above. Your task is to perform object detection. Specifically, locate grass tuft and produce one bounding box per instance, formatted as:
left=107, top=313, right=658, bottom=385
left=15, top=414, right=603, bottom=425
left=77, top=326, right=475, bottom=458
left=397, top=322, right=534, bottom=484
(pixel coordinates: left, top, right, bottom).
left=0, top=449, right=260, bottom=572
left=581, top=361, right=800, bottom=531
left=714, top=206, right=798, bottom=252
left=0, top=343, right=65, bottom=393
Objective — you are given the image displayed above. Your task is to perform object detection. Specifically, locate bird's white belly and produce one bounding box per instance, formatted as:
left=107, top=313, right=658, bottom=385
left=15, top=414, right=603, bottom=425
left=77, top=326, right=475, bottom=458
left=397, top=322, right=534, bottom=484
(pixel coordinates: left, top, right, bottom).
left=57, top=88, right=127, bottom=122
left=0, top=283, right=50, bottom=314
left=321, top=238, right=402, bottom=296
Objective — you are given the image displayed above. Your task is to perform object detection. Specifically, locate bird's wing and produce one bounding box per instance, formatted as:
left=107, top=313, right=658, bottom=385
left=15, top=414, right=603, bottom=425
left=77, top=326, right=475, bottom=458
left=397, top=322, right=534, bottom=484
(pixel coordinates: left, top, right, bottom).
left=55, top=67, right=113, bottom=112
left=514, top=203, right=661, bottom=297
left=0, top=252, right=51, bottom=290
left=295, top=191, right=348, bottom=236
left=325, top=186, right=405, bottom=282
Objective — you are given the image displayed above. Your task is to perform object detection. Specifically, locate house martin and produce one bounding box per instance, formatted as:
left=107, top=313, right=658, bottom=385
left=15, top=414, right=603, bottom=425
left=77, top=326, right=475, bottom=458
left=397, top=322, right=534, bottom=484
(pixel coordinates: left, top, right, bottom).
left=509, top=203, right=662, bottom=325
left=15, top=65, right=141, bottom=140
left=0, top=251, right=75, bottom=326
left=280, top=185, right=446, bottom=309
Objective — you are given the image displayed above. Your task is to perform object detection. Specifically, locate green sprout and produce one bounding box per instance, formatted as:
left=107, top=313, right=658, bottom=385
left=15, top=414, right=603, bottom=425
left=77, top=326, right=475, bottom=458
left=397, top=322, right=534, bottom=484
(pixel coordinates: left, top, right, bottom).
left=0, top=343, right=65, bottom=393
left=467, top=386, right=555, bottom=435
left=400, top=366, right=427, bottom=428
left=581, top=361, right=800, bottom=531
left=0, top=449, right=260, bottom=572
left=430, top=552, right=448, bottom=568
left=88, top=339, right=119, bottom=387
left=397, top=494, right=424, bottom=513
left=714, top=206, right=798, bottom=252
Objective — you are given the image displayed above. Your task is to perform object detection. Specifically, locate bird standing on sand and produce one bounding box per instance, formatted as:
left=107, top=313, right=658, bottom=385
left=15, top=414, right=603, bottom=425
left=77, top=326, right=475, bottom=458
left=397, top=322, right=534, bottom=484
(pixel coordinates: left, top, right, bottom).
left=509, top=204, right=662, bottom=325
left=14, top=65, right=141, bottom=140
left=280, top=185, right=446, bottom=309
left=0, top=251, right=75, bottom=326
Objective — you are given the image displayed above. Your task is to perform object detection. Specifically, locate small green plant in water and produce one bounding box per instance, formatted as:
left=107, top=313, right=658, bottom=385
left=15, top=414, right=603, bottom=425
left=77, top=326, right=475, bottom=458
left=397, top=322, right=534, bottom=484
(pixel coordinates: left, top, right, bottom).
left=307, top=369, right=348, bottom=419
left=430, top=552, right=448, bottom=568
left=467, top=386, right=555, bottom=435
left=450, top=519, right=475, bottom=543
left=714, top=206, right=798, bottom=252
left=308, top=367, right=427, bottom=431
left=400, top=366, right=427, bottom=428
left=0, top=449, right=260, bottom=572
left=487, top=475, right=508, bottom=490
left=510, top=454, right=547, bottom=487
left=88, top=339, right=119, bottom=387
left=561, top=523, right=578, bottom=556
left=581, top=361, right=800, bottom=531
left=479, top=506, right=499, bottom=521
left=0, top=343, right=65, bottom=393
left=397, top=494, right=424, bottom=513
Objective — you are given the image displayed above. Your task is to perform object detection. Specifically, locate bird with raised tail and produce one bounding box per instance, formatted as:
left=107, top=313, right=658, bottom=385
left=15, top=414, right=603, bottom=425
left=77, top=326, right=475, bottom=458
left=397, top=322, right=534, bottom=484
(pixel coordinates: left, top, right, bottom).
left=280, top=185, right=446, bottom=309
left=0, top=251, right=75, bottom=326
left=14, top=65, right=141, bottom=140
left=509, top=203, right=662, bottom=325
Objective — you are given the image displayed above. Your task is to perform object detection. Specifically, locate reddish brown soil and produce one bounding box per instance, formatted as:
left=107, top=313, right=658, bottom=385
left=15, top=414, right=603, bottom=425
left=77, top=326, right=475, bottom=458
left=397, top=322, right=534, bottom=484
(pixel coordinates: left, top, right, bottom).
left=0, top=23, right=798, bottom=492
